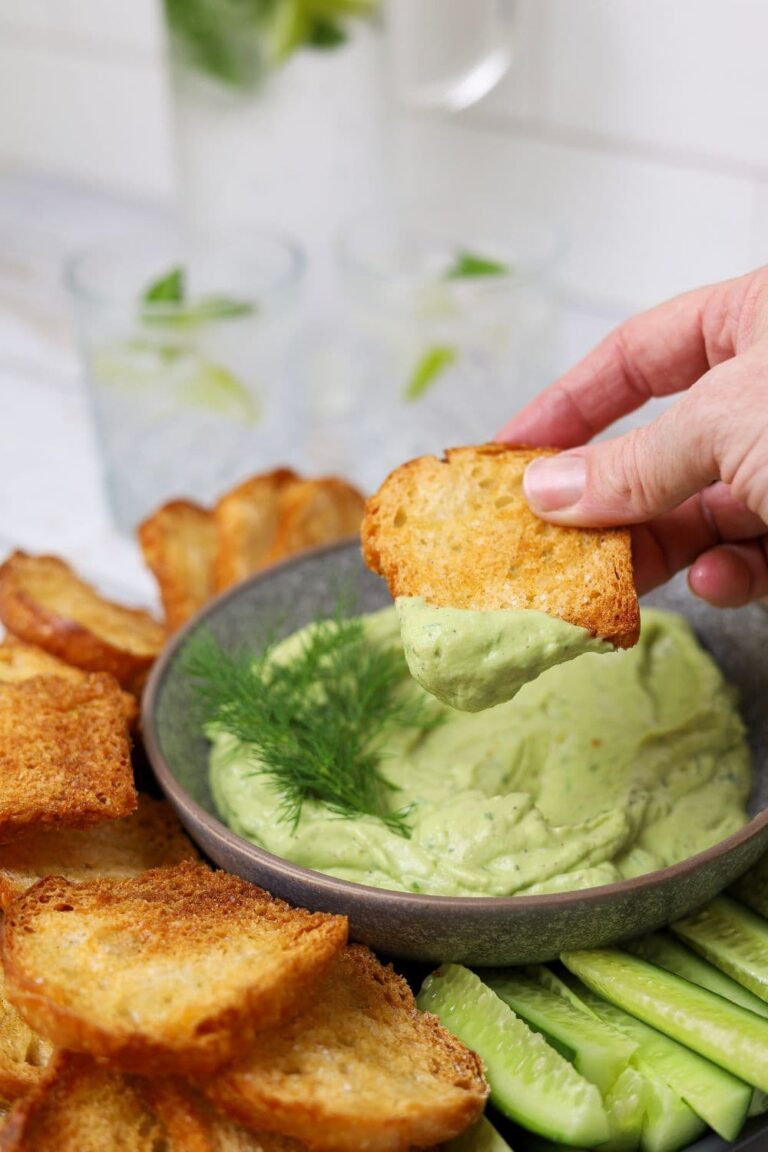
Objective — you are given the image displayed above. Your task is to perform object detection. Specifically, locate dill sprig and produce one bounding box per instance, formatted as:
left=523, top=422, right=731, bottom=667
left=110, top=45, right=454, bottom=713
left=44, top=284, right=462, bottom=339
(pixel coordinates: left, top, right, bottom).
left=183, top=613, right=441, bottom=836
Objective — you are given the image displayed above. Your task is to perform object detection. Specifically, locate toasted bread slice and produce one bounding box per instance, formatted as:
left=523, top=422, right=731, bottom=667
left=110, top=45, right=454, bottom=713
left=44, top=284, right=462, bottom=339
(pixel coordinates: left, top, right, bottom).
left=0, top=795, right=198, bottom=909
left=0, top=963, right=51, bottom=1103
left=0, top=553, right=166, bottom=692
left=362, top=444, right=639, bottom=647
left=0, top=674, right=136, bottom=843
left=214, top=470, right=300, bottom=591
left=138, top=500, right=218, bottom=633
left=0, top=638, right=138, bottom=727
left=142, top=1079, right=310, bottom=1150
left=0, top=1052, right=165, bottom=1152
left=205, top=945, right=487, bottom=1152
left=0, top=1055, right=312, bottom=1152
left=3, top=862, right=347, bottom=1075
left=266, top=478, right=366, bottom=565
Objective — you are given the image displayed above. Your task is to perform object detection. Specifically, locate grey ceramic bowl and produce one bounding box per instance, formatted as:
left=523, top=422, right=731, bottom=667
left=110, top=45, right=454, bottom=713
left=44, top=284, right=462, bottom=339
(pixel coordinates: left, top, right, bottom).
left=142, top=540, right=768, bottom=966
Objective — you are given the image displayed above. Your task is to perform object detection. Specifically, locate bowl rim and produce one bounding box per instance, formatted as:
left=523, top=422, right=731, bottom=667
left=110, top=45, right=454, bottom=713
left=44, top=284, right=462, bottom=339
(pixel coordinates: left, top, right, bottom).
left=142, top=537, right=768, bottom=913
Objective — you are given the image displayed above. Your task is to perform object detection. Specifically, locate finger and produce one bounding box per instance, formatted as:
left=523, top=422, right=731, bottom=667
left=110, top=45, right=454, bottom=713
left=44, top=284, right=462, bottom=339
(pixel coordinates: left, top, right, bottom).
left=521, top=368, right=734, bottom=526
left=496, top=271, right=756, bottom=448
left=688, top=539, right=768, bottom=607
left=631, top=485, right=767, bottom=595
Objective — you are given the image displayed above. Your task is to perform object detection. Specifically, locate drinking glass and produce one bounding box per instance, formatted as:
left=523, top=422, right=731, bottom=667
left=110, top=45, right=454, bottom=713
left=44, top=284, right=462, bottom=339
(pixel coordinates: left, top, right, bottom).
left=164, top=0, right=517, bottom=256
left=317, top=211, right=562, bottom=490
left=66, top=226, right=305, bottom=531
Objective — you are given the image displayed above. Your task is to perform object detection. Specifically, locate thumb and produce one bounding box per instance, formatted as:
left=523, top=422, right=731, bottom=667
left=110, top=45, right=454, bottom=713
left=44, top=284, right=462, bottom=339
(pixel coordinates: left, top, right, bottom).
left=523, top=384, right=721, bottom=527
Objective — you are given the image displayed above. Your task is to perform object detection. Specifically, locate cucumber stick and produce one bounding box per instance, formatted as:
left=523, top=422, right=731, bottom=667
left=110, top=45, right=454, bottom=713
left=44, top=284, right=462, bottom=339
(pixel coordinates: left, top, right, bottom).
left=526, top=966, right=707, bottom=1152
left=601, top=1065, right=645, bottom=1151
left=563, top=948, right=768, bottom=1093
left=557, top=966, right=748, bottom=1141
left=671, top=895, right=768, bottom=1003
left=629, top=931, right=768, bottom=1019
left=731, top=850, right=768, bottom=918
left=483, top=971, right=637, bottom=1095
left=484, top=971, right=643, bottom=1150
left=526, top=964, right=596, bottom=1016
left=445, top=1115, right=514, bottom=1151
left=636, top=1063, right=706, bottom=1152
left=417, top=965, right=609, bottom=1147
left=749, top=1089, right=768, bottom=1117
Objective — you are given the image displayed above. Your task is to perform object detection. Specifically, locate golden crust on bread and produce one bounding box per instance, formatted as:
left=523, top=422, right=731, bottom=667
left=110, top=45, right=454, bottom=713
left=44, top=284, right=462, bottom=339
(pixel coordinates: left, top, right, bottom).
left=362, top=444, right=639, bottom=647
left=0, top=674, right=136, bottom=842
left=3, top=862, right=347, bottom=1076
left=0, top=638, right=138, bottom=727
left=0, top=1055, right=317, bottom=1151
left=213, top=470, right=299, bottom=592
left=205, top=944, right=487, bottom=1152
left=138, top=500, right=218, bottom=633
left=0, top=795, right=198, bottom=910
left=0, top=553, right=166, bottom=692
left=266, top=478, right=366, bottom=565
left=142, top=1079, right=310, bottom=1150
left=0, top=1053, right=164, bottom=1152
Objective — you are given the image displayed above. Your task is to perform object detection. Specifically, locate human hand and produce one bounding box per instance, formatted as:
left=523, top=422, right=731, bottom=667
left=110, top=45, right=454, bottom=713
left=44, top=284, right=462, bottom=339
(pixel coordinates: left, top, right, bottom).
left=496, top=268, right=768, bottom=607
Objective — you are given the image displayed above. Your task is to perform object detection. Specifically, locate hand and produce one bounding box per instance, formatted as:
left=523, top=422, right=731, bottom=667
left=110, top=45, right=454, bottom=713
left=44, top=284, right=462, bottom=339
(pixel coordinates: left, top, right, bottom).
left=496, top=268, right=768, bottom=607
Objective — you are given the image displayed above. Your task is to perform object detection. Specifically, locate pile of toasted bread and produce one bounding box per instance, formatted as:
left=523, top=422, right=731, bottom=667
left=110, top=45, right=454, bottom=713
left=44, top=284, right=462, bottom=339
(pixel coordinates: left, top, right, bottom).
left=0, top=468, right=488, bottom=1150
left=139, top=468, right=366, bottom=633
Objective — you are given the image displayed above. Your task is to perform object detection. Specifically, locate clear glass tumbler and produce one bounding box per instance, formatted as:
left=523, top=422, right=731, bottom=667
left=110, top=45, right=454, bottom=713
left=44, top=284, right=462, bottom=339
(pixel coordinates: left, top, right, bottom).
left=320, top=211, right=562, bottom=491
left=163, top=0, right=517, bottom=258
left=66, top=226, right=305, bottom=531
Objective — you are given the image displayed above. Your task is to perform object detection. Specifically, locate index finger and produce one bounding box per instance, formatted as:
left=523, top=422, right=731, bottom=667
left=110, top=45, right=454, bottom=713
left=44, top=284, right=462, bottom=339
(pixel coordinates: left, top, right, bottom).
left=496, top=276, right=746, bottom=448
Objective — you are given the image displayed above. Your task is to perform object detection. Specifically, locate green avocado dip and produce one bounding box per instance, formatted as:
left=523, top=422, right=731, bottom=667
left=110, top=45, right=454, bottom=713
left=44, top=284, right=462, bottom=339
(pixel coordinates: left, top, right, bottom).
left=208, top=607, right=751, bottom=897
left=395, top=596, right=611, bottom=711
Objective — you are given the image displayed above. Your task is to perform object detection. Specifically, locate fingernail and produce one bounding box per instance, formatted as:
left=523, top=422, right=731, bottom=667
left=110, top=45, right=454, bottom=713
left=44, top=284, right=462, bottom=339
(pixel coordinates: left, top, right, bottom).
left=524, top=454, right=587, bottom=513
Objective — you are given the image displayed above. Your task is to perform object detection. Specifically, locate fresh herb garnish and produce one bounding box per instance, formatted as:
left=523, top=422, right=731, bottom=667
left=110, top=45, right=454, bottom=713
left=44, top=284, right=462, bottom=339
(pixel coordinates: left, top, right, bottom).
left=184, top=613, right=441, bottom=834
left=307, top=17, right=347, bottom=48
left=403, top=344, right=458, bottom=402
left=141, top=267, right=256, bottom=328
left=164, top=0, right=378, bottom=90
left=144, top=266, right=184, bottom=304
left=445, top=250, right=510, bottom=280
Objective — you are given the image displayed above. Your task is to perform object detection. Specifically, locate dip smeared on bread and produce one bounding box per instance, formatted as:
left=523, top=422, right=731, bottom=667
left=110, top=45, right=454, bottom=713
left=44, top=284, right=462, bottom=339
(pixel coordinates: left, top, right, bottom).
left=362, top=444, right=639, bottom=710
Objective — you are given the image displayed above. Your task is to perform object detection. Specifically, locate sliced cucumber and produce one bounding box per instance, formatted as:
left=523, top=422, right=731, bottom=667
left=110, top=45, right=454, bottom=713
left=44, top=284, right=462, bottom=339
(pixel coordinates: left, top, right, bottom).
left=513, top=1138, right=584, bottom=1147
left=562, top=947, right=768, bottom=1095
left=509, top=1137, right=579, bottom=1152
left=600, top=1065, right=645, bottom=1151
left=445, top=1114, right=515, bottom=1151
left=527, top=965, right=707, bottom=1152
left=525, top=964, right=596, bottom=1016
left=483, top=970, right=636, bottom=1095
left=671, top=895, right=768, bottom=1003
left=731, top=850, right=768, bottom=918
left=417, top=965, right=609, bottom=1147
left=636, top=1062, right=707, bottom=1152
left=749, top=1089, right=768, bottom=1117
left=557, top=966, right=750, bottom=1141
left=629, top=931, right=768, bottom=1019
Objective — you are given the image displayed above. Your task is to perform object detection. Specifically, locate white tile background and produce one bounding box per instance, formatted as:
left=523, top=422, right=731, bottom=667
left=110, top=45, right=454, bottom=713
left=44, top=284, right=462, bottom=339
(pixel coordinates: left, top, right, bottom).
left=2, top=0, right=766, bottom=316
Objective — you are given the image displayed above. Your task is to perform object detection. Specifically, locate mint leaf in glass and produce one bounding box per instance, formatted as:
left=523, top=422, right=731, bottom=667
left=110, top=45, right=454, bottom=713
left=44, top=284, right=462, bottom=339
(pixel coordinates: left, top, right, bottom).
left=164, top=0, right=378, bottom=89
left=445, top=251, right=510, bottom=280
left=141, top=267, right=257, bottom=328
left=403, top=345, right=458, bottom=402
left=143, top=266, right=185, bottom=304
left=143, top=296, right=257, bottom=328
left=307, top=17, right=347, bottom=48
